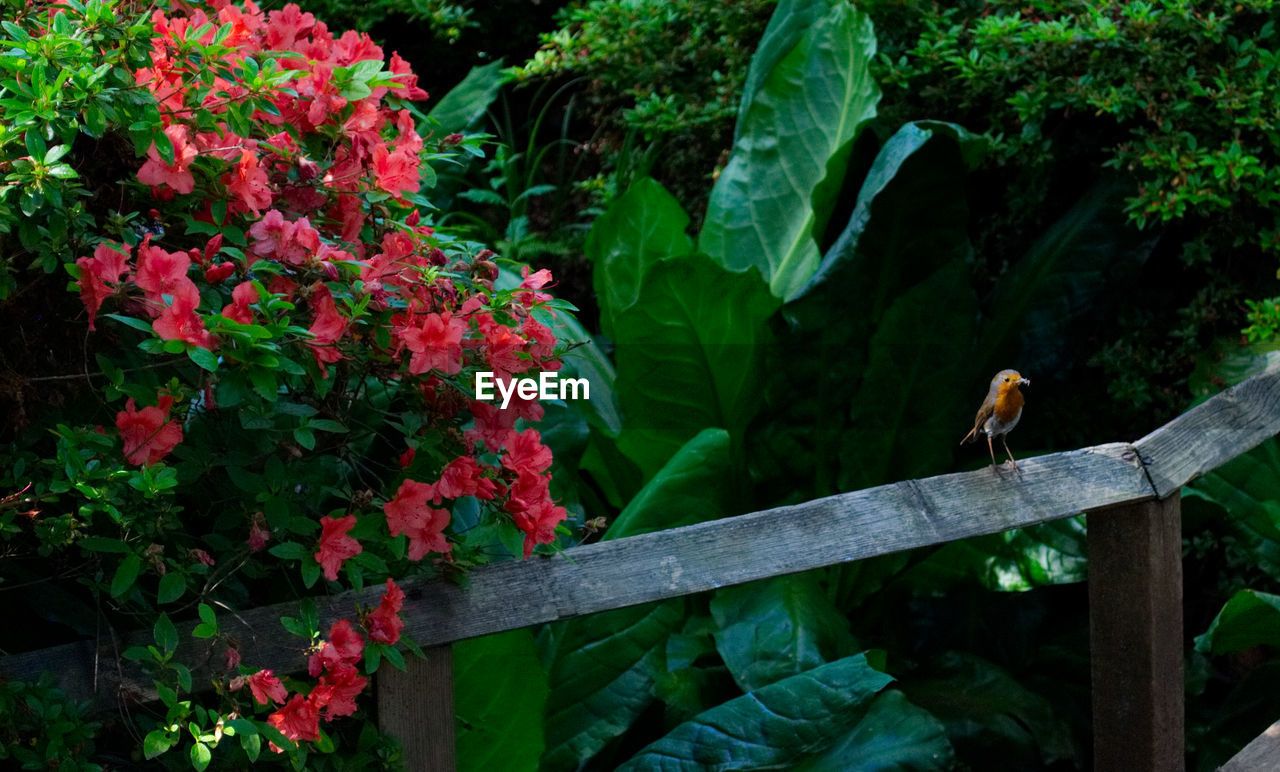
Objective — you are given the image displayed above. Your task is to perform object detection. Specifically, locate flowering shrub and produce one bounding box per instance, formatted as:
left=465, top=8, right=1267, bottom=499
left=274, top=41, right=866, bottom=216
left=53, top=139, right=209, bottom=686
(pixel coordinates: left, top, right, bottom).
left=1, top=0, right=572, bottom=766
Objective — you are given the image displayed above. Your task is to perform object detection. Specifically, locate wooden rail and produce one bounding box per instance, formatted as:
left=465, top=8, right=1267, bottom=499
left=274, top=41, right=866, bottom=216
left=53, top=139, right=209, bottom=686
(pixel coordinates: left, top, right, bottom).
left=3, top=361, right=1279, bottom=770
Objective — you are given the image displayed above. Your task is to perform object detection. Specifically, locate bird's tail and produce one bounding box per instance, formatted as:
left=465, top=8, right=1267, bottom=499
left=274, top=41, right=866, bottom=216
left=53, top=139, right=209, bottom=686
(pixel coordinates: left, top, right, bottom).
left=959, top=427, right=978, bottom=445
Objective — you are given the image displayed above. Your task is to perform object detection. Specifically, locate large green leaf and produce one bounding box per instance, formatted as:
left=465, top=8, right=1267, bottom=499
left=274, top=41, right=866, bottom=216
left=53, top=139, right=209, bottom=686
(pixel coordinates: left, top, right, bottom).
left=838, top=260, right=978, bottom=490
left=710, top=571, right=857, bottom=692
left=617, top=653, right=894, bottom=771
left=1195, top=589, right=1280, bottom=656
left=613, top=254, right=779, bottom=480
left=701, top=2, right=880, bottom=299
left=539, top=599, right=687, bottom=771
left=588, top=176, right=695, bottom=339
left=1186, top=437, right=1280, bottom=578
left=757, top=122, right=979, bottom=498
left=455, top=629, right=548, bottom=772
left=793, top=691, right=955, bottom=772
left=426, top=60, right=508, bottom=134
left=607, top=428, right=733, bottom=539
left=734, top=0, right=837, bottom=141
left=900, top=652, right=1076, bottom=768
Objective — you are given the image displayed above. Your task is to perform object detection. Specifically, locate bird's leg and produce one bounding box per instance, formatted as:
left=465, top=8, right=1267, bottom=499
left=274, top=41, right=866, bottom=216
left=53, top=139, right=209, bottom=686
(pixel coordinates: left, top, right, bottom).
left=986, top=434, right=997, bottom=468
left=1001, top=435, right=1019, bottom=471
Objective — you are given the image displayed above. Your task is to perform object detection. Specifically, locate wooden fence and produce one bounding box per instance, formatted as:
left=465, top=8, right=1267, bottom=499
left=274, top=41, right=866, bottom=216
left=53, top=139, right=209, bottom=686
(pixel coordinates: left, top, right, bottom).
left=3, top=362, right=1280, bottom=771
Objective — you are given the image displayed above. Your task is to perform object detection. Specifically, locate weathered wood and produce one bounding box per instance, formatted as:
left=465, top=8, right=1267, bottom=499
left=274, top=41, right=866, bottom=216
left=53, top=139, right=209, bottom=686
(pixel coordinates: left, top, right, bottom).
left=0, top=441, right=1152, bottom=706
left=1136, top=360, right=1280, bottom=497
left=4, top=361, right=1278, bottom=708
left=377, top=644, right=455, bottom=771
left=1088, top=493, right=1184, bottom=772
left=1219, top=718, right=1280, bottom=771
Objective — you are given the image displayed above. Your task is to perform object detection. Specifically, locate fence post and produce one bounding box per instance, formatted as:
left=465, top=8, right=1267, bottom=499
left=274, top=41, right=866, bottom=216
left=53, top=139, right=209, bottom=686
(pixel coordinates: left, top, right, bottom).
left=377, top=643, right=456, bottom=771
left=1087, top=492, right=1184, bottom=772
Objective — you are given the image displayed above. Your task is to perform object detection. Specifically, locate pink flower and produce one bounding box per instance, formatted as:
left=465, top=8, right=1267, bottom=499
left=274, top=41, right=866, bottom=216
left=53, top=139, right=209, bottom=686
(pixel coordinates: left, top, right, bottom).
left=311, top=662, right=367, bottom=720
left=76, top=242, right=131, bottom=330
left=116, top=395, right=183, bottom=465
left=366, top=578, right=404, bottom=645
left=371, top=144, right=419, bottom=198
left=307, top=283, right=348, bottom=375
left=135, top=242, right=198, bottom=310
left=153, top=294, right=217, bottom=350
left=267, top=693, right=320, bottom=749
left=137, top=124, right=198, bottom=194
left=383, top=479, right=451, bottom=560
left=314, top=515, right=361, bottom=581
left=226, top=148, right=272, bottom=214
left=248, top=669, right=288, bottom=706
left=222, top=281, right=259, bottom=325
left=434, top=456, right=497, bottom=501
left=501, top=428, right=553, bottom=476
left=400, top=311, right=464, bottom=375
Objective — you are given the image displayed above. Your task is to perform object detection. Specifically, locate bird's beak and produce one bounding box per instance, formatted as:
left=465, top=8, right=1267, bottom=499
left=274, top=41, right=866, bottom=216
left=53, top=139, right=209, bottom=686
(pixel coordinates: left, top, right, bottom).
left=1019, top=377, right=1030, bottom=387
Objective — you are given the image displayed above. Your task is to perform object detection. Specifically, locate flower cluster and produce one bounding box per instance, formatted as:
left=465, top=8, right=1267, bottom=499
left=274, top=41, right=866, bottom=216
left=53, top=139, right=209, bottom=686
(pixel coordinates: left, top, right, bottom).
left=42, top=0, right=574, bottom=763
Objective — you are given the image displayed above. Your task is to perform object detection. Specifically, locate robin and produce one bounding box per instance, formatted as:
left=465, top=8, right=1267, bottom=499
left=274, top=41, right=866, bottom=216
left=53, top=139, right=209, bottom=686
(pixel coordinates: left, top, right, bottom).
left=961, top=369, right=1030, bottom=470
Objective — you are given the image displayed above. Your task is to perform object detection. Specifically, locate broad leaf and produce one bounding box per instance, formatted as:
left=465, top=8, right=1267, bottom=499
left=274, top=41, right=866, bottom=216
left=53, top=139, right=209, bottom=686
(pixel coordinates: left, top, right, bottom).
left=793, top=690, right=955, bottom=772
left=588, top=176, right=694, bottom=338
left=701, top=1, right=880, bottom=299
left=607, top=428, right=733, bottom=539
left=539, top=599, right=686, bottom=771
left=734, top=0, right=838, bottom=141
left=901, top=652, right=1076, bottom=768
left=1195, top=589, right=1280, bottom=656
left=613, top=254, right=778, bottom=480
left=617, top=653, right=894, bottom=771
left=762, top=121, right=979, bottom=497
left=839, top=260, right=978, bottom=490
left=427, top=60, right=508, bottom=134
left=710, top=571, right=857, bottom=692
left=1187, top=437, right=1280, bottom=579
left=455, top=629, right=548, bottom=772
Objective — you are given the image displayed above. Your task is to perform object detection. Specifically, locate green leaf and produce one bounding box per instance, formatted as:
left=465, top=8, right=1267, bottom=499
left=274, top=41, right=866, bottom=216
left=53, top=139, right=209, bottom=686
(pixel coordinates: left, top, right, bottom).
left=1186, top=437, right=1280, bottom=578
left=587, top=176, right=694, bottom=338
left=143, top=729, right=174, bottom=759
left=154, top=613, right=178, bottom=655
left=157, top=572, right=185, bottom=604
left=901, top=651, right=1076, bottom=767
left=701, top=2, right=880, bottom=299
left=1195, top=589, right=1280, bottom=655
left=612, top=255, right=779, bottom=480
left=104, top=313, right=155, bottom=333
left=793, top=690, right=955, bottom=771
left=540, top=599, right=686, bottom=770
left=110, top=553, right=142, bottom=598
left=837, top=260, right=978, bottom=490
left=269, top=541, right=308, bottom=561
left=606, top=428, right=733, bottom=539
left=456, top=630, right=549, bottom=772
left=734, top=0, right=834, bottom=140
left=187, top=346, right=219, bottom=372
left=293, top=427, right=315, bottom=450
left=190, top=742, right=211, bottom=771
left=711, top=572, right=858, bottom=692
left=617, top=653, right=894, bottom=770
left=427, top=60, right=508, bottom=133
left=769, top=121, right=981, bottom=496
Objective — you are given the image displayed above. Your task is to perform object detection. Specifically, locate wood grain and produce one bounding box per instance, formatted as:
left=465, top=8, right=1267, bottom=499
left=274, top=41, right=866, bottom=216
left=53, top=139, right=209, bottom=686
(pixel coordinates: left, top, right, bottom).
left=1219, top=719, right=1280, bottom=771
left=0, top=442, right=1151, bottom=707
left=377, top=645, right=455, bottom=771
left=2, top=361, right=1276, bottom=708
left=1088, top=494, right=1184, bottom=772
left=1136, top=360, right=1280, bottom=497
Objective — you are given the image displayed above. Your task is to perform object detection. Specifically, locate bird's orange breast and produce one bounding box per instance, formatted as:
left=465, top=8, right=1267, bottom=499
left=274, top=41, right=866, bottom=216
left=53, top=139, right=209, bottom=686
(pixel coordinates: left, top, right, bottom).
left=993, top=386, right=1023, bottom=424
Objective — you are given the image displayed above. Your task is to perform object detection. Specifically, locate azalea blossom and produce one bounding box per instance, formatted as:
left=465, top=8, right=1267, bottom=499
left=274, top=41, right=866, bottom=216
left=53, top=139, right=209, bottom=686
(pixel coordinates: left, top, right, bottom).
left=248, top=669, right=288, bottom=706
left=116, top=395, right=183, bottom=465
left=366, top=578, right=405, bottom=645
left=314, top=515, right=361, bottom=581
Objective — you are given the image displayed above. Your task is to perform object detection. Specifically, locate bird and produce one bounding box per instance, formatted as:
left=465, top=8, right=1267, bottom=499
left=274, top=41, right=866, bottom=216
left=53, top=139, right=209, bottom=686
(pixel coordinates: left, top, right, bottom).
left=961, top=369, right=1030, bottom=470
